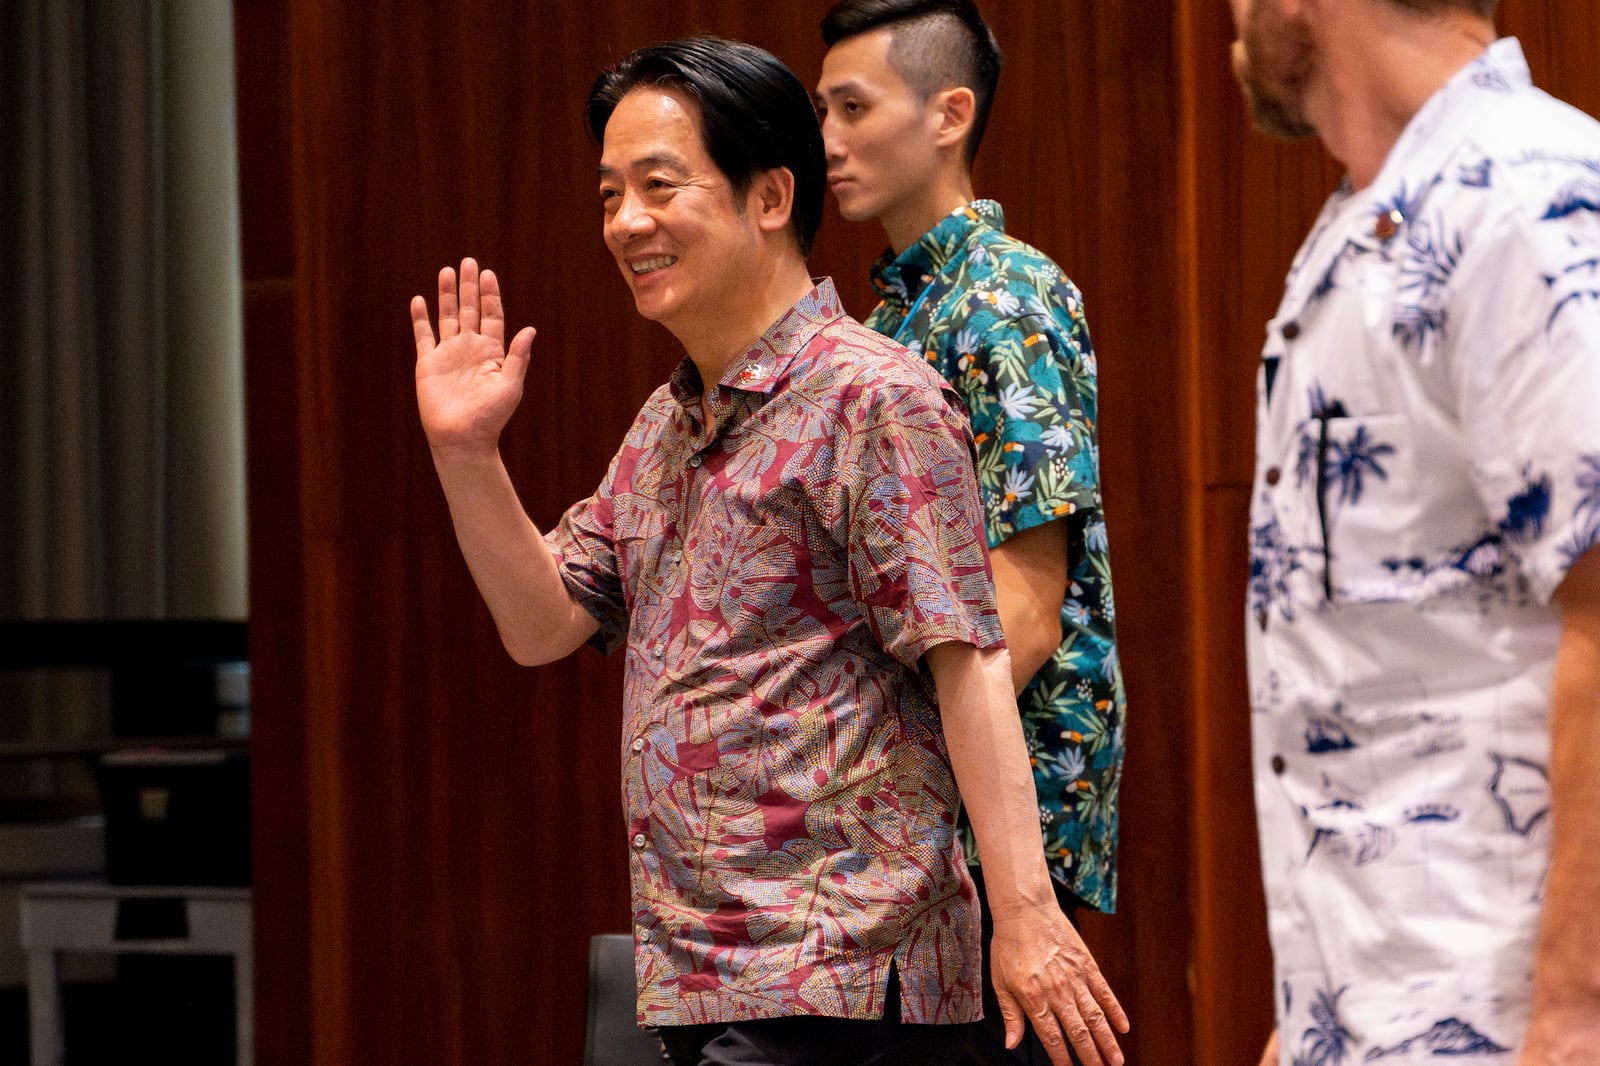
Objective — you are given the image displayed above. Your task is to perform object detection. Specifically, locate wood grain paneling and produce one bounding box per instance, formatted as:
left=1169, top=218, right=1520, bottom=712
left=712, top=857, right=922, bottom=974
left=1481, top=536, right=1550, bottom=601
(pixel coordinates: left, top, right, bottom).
left=239, top=2, right=1600, bottom=1064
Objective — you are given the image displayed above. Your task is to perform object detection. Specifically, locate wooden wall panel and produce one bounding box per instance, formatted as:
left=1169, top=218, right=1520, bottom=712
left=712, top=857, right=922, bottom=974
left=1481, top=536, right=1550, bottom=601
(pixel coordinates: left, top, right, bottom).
left=983, top=9, right=1201, bottom=1066
left=1173, top=3, right=1333, bottom=1062
left=241, top=2, right=1600, bottom=1064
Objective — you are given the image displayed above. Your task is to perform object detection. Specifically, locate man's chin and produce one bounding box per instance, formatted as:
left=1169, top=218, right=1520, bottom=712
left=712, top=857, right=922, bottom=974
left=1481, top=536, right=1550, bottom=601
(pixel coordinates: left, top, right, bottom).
left=829, top=192, right=878, bottom=224
left=1246, top=90, right=1317, bottom=141
left=1234, top=68, right=1316, bottom=141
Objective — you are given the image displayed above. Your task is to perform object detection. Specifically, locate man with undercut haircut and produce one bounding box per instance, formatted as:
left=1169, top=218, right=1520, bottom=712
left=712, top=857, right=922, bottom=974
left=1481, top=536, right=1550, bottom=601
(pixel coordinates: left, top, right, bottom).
left=816, top=4, right=1127, bottom=1064
left=1229, top=0, right=1600, bottom=1062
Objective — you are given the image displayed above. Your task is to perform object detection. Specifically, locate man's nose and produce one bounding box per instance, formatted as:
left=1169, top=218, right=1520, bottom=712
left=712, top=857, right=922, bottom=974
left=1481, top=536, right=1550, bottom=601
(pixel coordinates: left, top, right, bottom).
left=820, top=116, right=846, bottom=163
left=610, top=190, right=653, bottom=238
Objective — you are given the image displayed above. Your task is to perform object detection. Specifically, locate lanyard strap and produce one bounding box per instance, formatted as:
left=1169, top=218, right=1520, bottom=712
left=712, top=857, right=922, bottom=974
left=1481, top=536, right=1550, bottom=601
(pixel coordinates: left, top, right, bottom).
left=891, top=279, right=940, bottom=348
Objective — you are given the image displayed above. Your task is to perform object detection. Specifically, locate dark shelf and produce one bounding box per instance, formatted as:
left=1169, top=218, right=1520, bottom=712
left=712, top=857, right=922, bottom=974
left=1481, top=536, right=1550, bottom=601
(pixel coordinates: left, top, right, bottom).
left=0, top=737, right=250, bottom=760
left=0, top=620, right=247, bottom=670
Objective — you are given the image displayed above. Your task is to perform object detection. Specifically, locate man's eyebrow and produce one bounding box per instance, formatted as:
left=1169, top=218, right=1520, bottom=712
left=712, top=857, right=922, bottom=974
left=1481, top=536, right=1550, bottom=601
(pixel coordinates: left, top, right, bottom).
left=814, top=80, right=864, bottom=103
left=597, top=153, right=692, bottom=179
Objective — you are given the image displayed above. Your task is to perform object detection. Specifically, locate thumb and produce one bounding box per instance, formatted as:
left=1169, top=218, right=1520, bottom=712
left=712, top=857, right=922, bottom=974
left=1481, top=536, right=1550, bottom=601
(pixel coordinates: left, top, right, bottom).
left=505, top=326, right=537, bottom=384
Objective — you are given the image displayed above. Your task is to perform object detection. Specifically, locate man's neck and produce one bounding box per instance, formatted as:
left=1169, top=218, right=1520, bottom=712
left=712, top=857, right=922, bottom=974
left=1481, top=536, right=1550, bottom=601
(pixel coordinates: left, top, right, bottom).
left=882, top=170, right=977, bottom=255
left=1307, top=10, right=1495, bottom=191
left=676, top=258, right=816, bottom=391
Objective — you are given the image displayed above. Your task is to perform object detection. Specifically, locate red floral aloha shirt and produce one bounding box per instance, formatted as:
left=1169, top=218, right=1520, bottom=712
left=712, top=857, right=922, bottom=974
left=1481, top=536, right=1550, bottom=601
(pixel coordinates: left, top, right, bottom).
left=546, top=279, right=1003, bottom=1027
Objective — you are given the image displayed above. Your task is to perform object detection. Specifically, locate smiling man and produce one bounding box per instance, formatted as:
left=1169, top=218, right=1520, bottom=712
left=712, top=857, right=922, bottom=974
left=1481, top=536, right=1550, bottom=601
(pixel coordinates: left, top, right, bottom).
left=815, top=5, right=1127, bottom=1065
left=410, top=35, right=1124, bottom=1066
left=1229, top=1, right=1600, bottom=1063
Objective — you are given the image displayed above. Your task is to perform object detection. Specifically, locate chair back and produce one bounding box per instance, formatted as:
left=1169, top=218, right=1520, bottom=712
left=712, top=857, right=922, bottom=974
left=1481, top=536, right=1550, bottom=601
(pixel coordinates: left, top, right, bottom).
left=583, top=933, right=667, bottom=1066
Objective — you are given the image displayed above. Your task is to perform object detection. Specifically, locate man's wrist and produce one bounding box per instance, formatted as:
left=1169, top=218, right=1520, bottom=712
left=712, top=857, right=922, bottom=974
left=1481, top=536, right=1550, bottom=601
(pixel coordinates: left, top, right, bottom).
left=984, top=876, right=1061, bottom=923
left=429, top=440, right=504, bottom=473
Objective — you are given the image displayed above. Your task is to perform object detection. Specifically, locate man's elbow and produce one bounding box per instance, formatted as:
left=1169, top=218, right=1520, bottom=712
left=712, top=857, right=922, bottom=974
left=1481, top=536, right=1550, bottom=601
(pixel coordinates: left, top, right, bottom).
left=497, top=611, right=596, bottom=667
left=1010, top=617, right=1064, bottom=693
left=499, top=630, right=565, bottom=668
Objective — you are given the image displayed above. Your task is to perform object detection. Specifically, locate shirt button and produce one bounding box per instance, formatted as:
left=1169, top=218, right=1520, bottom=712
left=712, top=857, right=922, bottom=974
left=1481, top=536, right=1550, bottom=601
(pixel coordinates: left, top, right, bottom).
left=631, top=737, right=646, bottom=753
left=1265, top=466, right=1282, bottom=486
left=1280, top=321, right=1301, bottom=341
left=1374, top=208, right=1403, bottom=241
left=687, top=454, right=703, bottom=468
left=1270, top=754, right=1287, bottom=776
left=632, top=832, right=648, bottom=849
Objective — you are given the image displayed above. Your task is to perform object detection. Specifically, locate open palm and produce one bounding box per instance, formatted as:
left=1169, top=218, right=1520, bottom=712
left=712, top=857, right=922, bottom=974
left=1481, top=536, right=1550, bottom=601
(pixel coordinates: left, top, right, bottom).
left=411, top=257, right=535, bottom=451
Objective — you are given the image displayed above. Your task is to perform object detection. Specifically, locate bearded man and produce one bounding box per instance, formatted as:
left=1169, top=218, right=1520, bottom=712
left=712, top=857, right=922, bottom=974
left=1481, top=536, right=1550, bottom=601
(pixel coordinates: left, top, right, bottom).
left=1228, top=1, right=1600, bottom=1063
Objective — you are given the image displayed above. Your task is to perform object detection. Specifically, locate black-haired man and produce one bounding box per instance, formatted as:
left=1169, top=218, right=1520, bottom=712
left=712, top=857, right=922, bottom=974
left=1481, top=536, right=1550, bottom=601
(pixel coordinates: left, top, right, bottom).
left=817, top=5, right=1127, bottom=1064
left=411, top=35, right=1125, bottom=1066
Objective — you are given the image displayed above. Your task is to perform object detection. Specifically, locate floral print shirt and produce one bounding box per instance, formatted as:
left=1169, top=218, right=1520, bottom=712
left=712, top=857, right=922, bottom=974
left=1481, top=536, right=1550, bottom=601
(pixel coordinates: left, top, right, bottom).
left=1248, top=40, right=1600, bottom=1063
left=546, top=279, right=1002, bottom=1027
left=864, top=201, right=1125, bottom=914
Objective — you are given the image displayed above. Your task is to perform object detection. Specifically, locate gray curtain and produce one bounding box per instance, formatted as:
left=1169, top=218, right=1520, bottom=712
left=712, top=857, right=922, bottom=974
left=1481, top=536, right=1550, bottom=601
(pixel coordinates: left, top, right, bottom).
left=0, top=0, right=246, bottom=806
left=1, top=0, right=247, bottom=623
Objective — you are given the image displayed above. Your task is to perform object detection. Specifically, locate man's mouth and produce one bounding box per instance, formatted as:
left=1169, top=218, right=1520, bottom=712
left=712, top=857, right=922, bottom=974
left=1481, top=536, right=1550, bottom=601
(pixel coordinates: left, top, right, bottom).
left=631, top=255, right=678, bottom=275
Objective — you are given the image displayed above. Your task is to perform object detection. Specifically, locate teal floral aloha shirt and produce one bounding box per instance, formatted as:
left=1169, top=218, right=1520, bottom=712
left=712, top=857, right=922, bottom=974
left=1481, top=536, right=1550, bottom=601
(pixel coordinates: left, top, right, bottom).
left=864, top=200, right=1125, bottom=912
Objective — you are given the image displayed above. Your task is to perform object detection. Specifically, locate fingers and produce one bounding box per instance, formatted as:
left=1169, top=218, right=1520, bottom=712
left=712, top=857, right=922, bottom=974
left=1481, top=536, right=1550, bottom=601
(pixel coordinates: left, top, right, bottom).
left=1077, top=982, right=1125, bottom=1065
left=431, top=259, right=498, bottom=342
left=409, top=295, right=437, bottom=358
left=1002, top=976, right=1124, bottom=1066
left=1086, top=968, right=1129, bottom=1033
left=458, top=257, right=481, bottom=335
left=480, top=268, right=507, bottom=345
left=437, top=265, right=460, bottom=341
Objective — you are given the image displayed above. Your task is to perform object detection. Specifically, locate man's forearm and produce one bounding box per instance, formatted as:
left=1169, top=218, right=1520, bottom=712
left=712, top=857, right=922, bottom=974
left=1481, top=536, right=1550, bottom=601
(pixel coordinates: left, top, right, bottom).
left=990, top=522, right=1069, bottom=695
left=431, top=446, right=597, bottom=665
left=1529, top=582, right=1600, bottom=1036
left=926, top=640, right=1056, bottom=915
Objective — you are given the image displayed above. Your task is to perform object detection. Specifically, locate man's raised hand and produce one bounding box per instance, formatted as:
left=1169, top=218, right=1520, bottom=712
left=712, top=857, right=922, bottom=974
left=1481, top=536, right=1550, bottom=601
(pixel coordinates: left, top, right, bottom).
left=411, top=258, right=535, bottom=452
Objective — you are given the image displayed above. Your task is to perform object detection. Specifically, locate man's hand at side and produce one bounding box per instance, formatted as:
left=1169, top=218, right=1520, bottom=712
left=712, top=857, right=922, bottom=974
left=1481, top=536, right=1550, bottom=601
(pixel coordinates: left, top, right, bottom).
left=927, top=640, right=1128, bottom=1066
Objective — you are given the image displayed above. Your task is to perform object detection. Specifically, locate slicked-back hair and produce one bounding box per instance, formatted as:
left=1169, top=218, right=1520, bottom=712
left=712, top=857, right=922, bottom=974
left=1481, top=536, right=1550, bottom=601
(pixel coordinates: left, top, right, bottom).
left=588, top=36, right=826, bottom=258
left=821, top=0, right=1004, bottom=166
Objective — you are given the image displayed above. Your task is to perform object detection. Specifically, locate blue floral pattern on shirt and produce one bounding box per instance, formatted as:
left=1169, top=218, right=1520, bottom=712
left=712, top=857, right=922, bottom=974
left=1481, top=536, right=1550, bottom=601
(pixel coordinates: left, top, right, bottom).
left=864, top=200, right=1125, bottom=913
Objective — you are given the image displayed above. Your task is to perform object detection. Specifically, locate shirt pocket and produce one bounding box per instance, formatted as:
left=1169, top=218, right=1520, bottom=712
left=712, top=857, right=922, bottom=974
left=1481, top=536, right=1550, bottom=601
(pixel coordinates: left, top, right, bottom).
left=1300, top=412, right=1421, bottom=606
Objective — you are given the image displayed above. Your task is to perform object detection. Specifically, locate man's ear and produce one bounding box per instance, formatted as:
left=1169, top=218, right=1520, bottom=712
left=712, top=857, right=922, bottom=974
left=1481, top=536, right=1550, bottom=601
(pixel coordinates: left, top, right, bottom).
left=751, top=166, right=796, bottom=237
left=931, top=86, right=976, bottom=152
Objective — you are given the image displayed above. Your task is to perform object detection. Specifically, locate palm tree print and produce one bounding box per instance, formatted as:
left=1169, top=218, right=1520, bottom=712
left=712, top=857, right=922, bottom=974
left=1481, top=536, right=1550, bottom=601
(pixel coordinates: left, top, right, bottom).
left=1327, top=425, right=1396, bottom=505
left=1293, top=986, right=1354, bottom=1066
left=1560, top=453, right=1600, bottom=566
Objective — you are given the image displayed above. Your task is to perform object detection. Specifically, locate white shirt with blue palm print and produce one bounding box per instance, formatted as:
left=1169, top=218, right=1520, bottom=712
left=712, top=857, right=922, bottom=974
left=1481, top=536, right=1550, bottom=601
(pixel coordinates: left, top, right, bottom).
left=1248, top=38, right=1600, bottom=1065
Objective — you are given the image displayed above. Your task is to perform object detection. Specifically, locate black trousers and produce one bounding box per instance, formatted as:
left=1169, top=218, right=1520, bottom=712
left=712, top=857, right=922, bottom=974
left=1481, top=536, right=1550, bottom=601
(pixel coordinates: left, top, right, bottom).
left=960, top=866, right=1085, bottom=1066
left=657, top=965, right=965, bottom=1066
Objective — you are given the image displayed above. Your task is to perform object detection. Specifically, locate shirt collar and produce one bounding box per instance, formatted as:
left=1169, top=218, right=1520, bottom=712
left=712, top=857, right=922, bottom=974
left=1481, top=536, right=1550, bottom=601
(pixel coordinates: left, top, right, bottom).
left=667, top=277, right=847, bottom=406
left=869, top=199, right=1005, bottom=306
left=1282, top=38, right=1526, bottom=313
left=1366, top=37, right=1527, bottom=220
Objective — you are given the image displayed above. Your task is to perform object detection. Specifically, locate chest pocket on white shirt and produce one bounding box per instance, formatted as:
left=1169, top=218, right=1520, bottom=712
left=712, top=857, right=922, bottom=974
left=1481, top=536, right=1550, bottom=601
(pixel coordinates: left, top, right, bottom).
left=1303, top=412, right=1420, bottom=604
